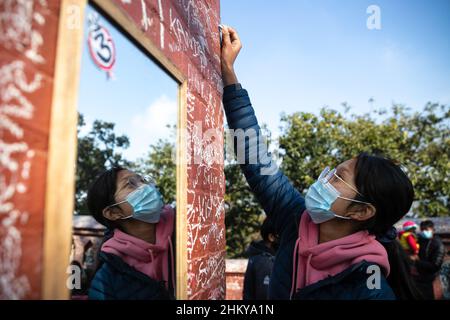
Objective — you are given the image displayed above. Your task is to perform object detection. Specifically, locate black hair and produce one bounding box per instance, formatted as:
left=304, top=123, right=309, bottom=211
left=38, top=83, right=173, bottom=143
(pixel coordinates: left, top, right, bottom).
left=351, top=152, right=423, bottom=300
left=86, top=166, right=125, bottom=229
left=260, top=217, right=276, bottom=242
left=420, top=220, right=434, bottom=230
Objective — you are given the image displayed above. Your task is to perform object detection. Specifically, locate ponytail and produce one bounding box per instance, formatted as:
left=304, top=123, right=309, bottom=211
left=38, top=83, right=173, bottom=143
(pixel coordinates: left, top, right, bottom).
left=354, top=152, right=423, bottom=300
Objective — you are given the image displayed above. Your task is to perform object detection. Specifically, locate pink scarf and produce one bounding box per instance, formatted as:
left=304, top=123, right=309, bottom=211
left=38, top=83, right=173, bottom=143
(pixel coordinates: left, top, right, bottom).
left=291, top=211, right=390, bottom=297
left=101, top=205, right=175, bottom=289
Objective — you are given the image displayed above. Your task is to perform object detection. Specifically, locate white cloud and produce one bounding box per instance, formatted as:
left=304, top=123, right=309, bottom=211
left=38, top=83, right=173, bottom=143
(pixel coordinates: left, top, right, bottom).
left=124, top=94, right=177, bottom=161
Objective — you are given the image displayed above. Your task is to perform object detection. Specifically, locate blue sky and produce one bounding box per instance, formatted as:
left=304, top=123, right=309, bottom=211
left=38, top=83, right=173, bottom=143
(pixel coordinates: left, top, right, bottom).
left=221, top=0, right=450, bottom=137
left=78, top=5, right=178, bottom=161
left=79, top=1, right=450, bottom=161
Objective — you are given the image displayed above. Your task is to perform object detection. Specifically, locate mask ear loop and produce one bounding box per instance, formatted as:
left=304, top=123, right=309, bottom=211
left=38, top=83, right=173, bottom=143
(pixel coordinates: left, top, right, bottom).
left=337, top=195, right=372, bottom=205
left=107, top=183, right=149, bottom=217
left=323, top=168, right=375, bottom=218
left=331, top=171, right=375, bottom=208
left=104, top=199, right=132, bottom=220
left=320, top=170, right=355, bottom=221
left=333, top=213, right=352, bottom=220
left=337, top=198, right=376, bottom=222
left=332, top=171, right=364, bottom=197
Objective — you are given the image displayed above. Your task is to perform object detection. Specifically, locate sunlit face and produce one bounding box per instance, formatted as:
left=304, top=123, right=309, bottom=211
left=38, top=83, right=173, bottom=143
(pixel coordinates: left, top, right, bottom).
left=327, top=158, right=366, bottom=217
left=109, top=170, right=151, bottom=217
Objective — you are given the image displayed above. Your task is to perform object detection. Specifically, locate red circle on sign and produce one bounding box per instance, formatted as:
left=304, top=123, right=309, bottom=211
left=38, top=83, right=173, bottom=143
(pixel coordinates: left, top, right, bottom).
left=87, top=25, right=116, bottom=72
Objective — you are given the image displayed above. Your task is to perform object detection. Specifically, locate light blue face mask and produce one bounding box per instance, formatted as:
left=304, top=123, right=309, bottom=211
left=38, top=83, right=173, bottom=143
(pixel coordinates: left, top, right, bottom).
left=421, top=230, right=433, bottom=239
left=305, top=167, right=372, bottom=224
left=108, top=184, right=164, bottom=224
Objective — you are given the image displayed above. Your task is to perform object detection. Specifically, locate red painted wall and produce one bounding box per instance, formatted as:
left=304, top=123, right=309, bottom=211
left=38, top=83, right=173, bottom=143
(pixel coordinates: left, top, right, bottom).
left=0, top=0, right=61, bottom=299
left=109, top=0, right=225, bottom=299
left=225, top=259, right=247, bottom=300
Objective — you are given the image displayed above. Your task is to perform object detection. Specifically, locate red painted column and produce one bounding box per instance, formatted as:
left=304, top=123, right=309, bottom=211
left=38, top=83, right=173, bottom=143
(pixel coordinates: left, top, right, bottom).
left=0, top=1, right=61, bottom=299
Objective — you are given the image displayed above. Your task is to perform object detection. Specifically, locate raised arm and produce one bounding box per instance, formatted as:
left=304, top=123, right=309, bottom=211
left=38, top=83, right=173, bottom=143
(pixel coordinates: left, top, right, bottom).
left=220, top=26, right=305, bottom=235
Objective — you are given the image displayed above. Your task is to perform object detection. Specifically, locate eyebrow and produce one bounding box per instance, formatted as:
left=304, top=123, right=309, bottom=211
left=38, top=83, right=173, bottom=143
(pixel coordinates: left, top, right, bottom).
left=118, top=174, right=134, bottom=188
left=336, top=165, right=362, bottom=193
left=123, top=173, right=143, bottom=184
left=336, top=165, right=345, bottom=176
left=336, top=166, right=351, bottom=182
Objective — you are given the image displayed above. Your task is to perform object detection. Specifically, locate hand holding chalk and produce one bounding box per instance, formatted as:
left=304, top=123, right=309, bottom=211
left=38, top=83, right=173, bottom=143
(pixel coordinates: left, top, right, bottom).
left=220, top=25, right=241, bottom=86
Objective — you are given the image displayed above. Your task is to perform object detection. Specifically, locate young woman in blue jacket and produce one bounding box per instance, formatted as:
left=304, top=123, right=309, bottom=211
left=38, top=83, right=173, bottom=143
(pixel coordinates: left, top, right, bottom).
left=220, top=26, right=422, bottom=300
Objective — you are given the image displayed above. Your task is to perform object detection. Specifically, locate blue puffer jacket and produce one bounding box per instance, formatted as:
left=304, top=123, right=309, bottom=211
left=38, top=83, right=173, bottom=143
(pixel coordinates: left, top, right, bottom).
left=88, top=252, right=175, bottom=300
left=222, top=84, right=396, bottom=300
left=243, top=240, right=275, bottom=300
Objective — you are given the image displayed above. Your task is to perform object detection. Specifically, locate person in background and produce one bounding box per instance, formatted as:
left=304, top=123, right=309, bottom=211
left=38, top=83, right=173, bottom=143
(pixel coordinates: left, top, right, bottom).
left=398, top=221, right=420, bottom=256
left=439, top=260, right=450, bottom=300
left=243, top=218, right=279, bottom=300
left=411, top=220, right=445, bottom=299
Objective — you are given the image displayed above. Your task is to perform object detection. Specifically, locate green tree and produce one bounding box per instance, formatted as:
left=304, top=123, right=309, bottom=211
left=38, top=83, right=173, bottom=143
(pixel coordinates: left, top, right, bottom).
left=279, top=103, right=449, bottom=217
left=76, top=113, right=131, bottom=214
left=224, top=163, right=265, bottom=258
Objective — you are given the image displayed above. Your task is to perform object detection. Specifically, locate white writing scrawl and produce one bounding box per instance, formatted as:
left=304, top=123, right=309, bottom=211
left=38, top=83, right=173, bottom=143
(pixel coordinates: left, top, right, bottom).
left=0, top=0, right=49, bottom=64
left=0, top=0, right=48, bottom=300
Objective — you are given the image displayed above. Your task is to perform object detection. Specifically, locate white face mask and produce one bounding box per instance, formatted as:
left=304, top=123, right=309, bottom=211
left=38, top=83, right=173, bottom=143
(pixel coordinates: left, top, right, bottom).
left=305, top=167, right=372, bottom=224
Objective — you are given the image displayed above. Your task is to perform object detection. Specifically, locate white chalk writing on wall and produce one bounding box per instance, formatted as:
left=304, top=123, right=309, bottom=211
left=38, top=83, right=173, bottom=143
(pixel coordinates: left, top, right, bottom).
left=186, top=65, right=225, bottom=299
left=121, top=0, right=154, bottom=32
left=0, top=60, right=42, bottom=299
left=176, top=1, right=224, bottom=299
left=157, top=0, right=165, bottom=49
left=117, top=0, right=225, bottom=299
left=0, top=0, right=48, bottom=299
left=186, top=192, right=225, bottom=299
left=0, top=0, right=49, bottom=64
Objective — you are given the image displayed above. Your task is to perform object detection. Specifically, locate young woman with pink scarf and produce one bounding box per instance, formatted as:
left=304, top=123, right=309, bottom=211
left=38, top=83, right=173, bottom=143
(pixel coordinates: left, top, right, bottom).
left=220, top=25, right=422, bottom=300
left=86, top=168, right=175, bottom=300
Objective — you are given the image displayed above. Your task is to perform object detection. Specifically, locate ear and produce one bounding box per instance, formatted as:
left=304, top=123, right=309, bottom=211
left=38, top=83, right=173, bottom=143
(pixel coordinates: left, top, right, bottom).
left=268, top=233, right=277, bottom=243
left=102, top=206, right=125, bottom=221
left=347, top=204, right=376, bottom=222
